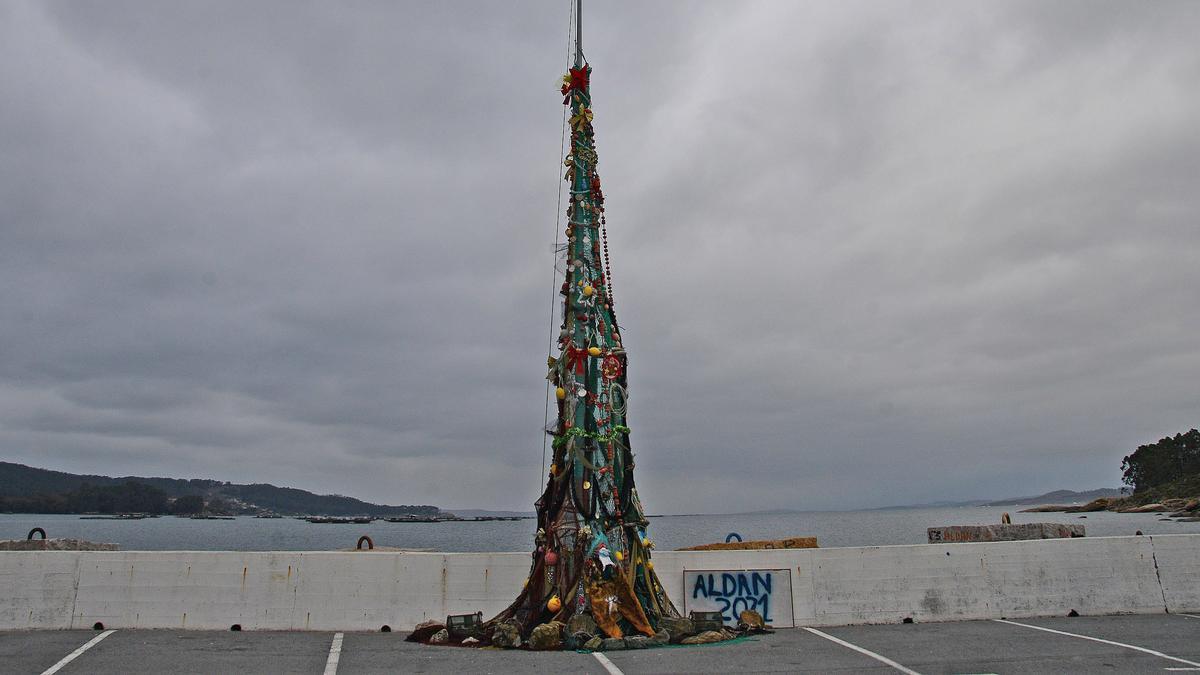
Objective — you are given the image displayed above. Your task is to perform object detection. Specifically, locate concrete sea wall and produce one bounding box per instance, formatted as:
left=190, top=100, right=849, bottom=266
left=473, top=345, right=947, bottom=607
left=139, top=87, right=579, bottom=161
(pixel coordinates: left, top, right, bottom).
left=1, top=535, right=1196, bottom=631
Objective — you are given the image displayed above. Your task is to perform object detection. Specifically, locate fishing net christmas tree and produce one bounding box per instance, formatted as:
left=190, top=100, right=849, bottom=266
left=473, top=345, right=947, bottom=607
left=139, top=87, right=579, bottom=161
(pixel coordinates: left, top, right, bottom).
left=483, top=60, right=680, bottom=644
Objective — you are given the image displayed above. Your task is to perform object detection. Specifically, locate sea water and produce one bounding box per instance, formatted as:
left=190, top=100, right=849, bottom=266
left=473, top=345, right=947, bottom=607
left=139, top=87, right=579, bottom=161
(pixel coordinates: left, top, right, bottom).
left=2, top=506, right=1197, bottom=552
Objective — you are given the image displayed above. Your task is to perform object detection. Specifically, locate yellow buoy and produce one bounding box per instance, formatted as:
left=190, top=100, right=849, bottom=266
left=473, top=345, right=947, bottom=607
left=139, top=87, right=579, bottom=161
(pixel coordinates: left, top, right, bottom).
left=583, top=480, right=591, bottom=490
left=614, top=550, right=624, bottom=562
left=547, top=595, right=562, bottom=612
left=555, top=387, right=566, bottom=400
left=588, top=346, right=602, bottom=357
left=647, top=561, right=654, bottom=571
left=583, top=285, right=594, bottom=296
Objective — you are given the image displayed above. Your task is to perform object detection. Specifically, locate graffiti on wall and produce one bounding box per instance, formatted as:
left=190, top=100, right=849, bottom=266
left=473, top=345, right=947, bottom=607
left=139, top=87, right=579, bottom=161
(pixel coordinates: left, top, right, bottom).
left=682, top=569, right=794, bottom=627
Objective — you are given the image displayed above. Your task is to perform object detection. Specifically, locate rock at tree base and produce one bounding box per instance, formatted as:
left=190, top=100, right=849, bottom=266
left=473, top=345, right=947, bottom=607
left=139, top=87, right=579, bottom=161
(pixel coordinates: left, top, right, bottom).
left=528, top=621, right=564, bottom=651
left=739, top=609, right=772, bottom=633
left=583, top=636, right=604, bottom=651
left=567, top=613, right=598, bottom=637
left=739, top=609, right=764, bottom=629
left=491, top=620, right=522, bottom=649
left=428, top=629, right=449, bottom=644
left=406, top=620, right=446, bottom=643
left=659, top=616, right=696, bottom=643
left=625, top=636, right=650, bottom=649
left=601, top=637, right=627, bottom=651
left=681, top=630, right=728, bottom=645
left=461, top=637, right=479, bottom=646
left=648, top=629, right=670, bottom=646
left=568, top=631, right=595, bottom=649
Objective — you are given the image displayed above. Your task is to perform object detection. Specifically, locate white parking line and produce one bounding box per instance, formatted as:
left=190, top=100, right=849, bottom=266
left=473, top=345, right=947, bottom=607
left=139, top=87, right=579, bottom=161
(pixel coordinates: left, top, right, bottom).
left=592, top=651, right=624, bottom=675
left=323, top=632, right=344, bottom=675
left=1180, top=614, right=1200, bottom=620
left=40, top=630, right=116, bottom=675
left=802, top=627, right=922, bottom=675
left=994, top=619, right=1200, bottom=668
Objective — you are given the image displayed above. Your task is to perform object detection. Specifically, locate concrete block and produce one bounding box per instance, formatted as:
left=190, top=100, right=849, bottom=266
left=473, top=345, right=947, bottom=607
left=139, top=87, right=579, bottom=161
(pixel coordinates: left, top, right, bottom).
left=928, top=523, right=1084, bottom=543
left=2, top=535, right=1196, bottom=632
left=807, top=544, right=992, bottom=625
left=1149, top=534, right=1200, bottom=613
left=981, top=536, right=1164, bottom=619
left=0, top=552, right=79, bottom=629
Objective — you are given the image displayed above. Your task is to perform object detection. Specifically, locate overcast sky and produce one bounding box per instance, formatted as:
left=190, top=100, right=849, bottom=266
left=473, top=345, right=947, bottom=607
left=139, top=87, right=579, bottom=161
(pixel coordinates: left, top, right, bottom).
left=2, top=1, right=1197, bottom=513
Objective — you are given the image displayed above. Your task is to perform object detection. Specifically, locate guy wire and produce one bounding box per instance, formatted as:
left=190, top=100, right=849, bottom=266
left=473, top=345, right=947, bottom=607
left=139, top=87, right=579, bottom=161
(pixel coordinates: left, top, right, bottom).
left=541, top=0, right=576, bottom=486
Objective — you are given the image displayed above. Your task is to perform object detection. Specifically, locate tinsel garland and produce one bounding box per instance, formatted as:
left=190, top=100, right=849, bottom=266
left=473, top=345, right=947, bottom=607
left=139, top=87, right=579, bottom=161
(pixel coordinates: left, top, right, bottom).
left=552, top=425, right=631, bottom=449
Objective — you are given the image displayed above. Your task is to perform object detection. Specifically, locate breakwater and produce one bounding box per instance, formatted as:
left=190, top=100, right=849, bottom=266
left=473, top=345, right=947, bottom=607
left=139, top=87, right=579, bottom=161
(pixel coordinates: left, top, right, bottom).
left=1, top=535, right=1196, bottom=631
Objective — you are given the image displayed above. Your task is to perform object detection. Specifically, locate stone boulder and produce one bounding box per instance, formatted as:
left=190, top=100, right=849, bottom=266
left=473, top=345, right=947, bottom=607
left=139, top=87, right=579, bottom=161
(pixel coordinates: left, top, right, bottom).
left=567, top=631, right=594, bottom=650
left=1065, top=498, right=1111, bottom=513
left=738, top=609, right=774, bottom=635
left=491, top=620, right=522, bottom=649
left=567, top=613, right=597, bottom=637
left=1123, top=503, right=1166, bottom=513
left=739, top=609, right=765, bottom=630
left=406, top=619, right=446, bottom=643
left=648, top=629, right=670, bottom=646
left=600, top=637, right=627, bottom=651
left=0, top=538, right=119, bottom=551
left=528, top=621, right=565, bottom=651
left=625, top=635, right=650, bottom=649
left=428, top=629, right=449, bottom=644
left=681, top=630, right=728, bottom=645
left=583, top=636, right=603, bottom=651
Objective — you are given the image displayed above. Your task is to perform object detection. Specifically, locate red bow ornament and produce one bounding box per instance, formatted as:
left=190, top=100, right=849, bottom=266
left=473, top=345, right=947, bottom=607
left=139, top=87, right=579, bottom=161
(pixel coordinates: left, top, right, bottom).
left=561, top=66, right=590, bottom=102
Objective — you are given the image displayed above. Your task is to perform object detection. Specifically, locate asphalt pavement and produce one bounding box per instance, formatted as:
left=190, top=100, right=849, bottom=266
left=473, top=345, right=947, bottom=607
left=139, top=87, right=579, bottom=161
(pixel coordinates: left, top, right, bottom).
left=3, top=613, right=1198, bottom=674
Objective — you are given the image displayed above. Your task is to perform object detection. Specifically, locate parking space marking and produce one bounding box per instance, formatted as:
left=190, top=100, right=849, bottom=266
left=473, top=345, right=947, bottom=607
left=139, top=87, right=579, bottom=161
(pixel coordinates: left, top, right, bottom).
left=994, top=619, right=1200, bottom=668
left=40, top=630, right=116, bottom=675
left=1180, top=614, right=1200, bottom=620
left=593, top=651, right=624, bottom=675
left=802, top=627, right=922, bottom=674
left=323, top=632, right=343, bottom=675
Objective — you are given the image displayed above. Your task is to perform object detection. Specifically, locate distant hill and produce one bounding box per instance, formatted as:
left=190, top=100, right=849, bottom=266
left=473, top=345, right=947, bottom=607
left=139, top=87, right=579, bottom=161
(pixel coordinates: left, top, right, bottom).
left=449, top=509, right=535, bottom=518
left=870, top=488, right=1124, bottom=510
left=0, top=461, right=440, bottom=517
left=982, top=488, right=1123, bottom=507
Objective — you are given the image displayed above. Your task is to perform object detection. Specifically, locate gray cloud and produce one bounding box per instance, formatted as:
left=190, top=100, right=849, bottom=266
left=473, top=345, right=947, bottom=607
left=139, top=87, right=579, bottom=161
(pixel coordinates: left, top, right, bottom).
left=1, top=0, right=1197, bottom=512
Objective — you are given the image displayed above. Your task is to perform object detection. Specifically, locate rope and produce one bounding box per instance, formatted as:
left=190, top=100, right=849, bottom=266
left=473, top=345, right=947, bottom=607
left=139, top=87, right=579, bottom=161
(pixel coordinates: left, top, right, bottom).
left=542, top=0, right=576, bottom=484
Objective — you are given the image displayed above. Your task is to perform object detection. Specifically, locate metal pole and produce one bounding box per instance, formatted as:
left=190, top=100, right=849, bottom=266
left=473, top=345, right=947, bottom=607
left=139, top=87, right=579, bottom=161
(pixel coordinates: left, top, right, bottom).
left=574, top=0, right=583, bottom=67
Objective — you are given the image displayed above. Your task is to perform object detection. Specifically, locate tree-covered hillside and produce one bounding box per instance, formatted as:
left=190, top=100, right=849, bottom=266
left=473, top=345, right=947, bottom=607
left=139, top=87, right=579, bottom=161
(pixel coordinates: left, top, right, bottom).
left=1121, top=429, right=1200, bottom=494
left=0, top=462, right=440, bottom=516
